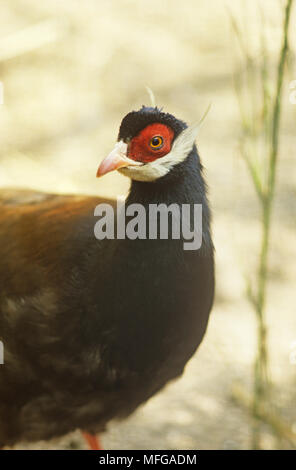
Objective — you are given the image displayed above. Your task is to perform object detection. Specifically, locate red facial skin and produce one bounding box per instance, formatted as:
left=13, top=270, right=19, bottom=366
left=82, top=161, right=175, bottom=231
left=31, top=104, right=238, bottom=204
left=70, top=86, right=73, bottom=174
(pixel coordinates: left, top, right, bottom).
left=127, top=123, right=174, bottom=163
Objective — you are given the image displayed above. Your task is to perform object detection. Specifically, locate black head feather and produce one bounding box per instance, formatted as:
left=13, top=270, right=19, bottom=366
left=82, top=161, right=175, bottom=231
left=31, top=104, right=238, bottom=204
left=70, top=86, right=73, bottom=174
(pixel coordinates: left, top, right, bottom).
left=118, top=106, right=187, bottom=142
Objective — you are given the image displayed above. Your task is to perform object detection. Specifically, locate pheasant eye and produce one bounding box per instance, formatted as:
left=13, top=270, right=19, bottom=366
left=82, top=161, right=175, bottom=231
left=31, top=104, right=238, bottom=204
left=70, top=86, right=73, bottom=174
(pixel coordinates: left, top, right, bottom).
left=150, top=135, right=164, bottom=150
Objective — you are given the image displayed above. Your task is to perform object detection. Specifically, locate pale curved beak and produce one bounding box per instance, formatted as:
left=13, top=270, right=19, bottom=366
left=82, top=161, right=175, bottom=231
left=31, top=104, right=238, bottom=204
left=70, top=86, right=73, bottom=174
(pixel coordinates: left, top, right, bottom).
left=96, top=141, right=142, bottom=177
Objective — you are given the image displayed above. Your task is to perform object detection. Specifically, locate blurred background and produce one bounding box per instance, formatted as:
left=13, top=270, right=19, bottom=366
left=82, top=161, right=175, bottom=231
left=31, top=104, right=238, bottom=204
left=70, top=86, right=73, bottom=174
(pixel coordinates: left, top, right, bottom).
left=0, top=0, right=295, bottom=450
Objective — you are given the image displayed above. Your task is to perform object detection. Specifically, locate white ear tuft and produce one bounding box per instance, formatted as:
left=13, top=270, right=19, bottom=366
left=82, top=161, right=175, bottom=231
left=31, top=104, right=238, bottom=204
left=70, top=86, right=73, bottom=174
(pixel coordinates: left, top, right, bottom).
left=169, top=103, right=211, bottom=160
left=168, top=104, right=210, bottom=164
left=171, top=123, right=199, bottom=157
left=145, top=86, right=156, bottom=107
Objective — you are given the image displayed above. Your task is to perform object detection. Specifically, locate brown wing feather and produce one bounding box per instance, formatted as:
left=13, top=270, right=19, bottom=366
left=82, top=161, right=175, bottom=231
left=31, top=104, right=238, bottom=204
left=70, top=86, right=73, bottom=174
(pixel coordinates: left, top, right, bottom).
left=0, top=188, right=116, bottom=296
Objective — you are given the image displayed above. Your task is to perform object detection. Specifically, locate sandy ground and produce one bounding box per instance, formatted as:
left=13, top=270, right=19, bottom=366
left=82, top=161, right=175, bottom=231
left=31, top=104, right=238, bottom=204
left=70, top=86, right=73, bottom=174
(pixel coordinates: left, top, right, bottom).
left=0, top=0, right=295, bottom=450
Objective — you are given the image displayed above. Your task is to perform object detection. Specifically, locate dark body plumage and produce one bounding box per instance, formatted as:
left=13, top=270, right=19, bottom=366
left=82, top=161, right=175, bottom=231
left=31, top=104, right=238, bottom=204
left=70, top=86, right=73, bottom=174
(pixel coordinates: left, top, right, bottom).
left=0, top=107, right=214, bottom=446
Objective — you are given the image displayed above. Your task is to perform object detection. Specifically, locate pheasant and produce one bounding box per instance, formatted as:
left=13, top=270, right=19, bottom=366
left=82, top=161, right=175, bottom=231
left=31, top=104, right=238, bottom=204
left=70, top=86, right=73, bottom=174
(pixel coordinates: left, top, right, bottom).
left=0, top=106, right=214, bottom=449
